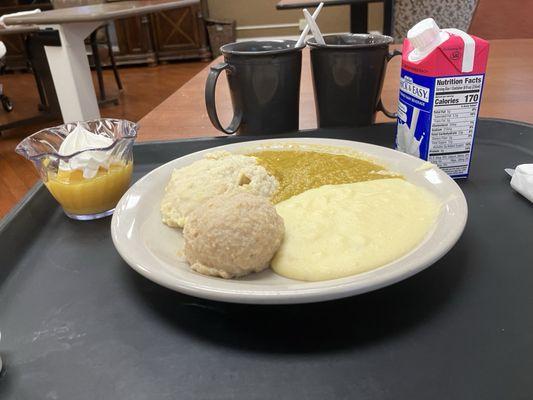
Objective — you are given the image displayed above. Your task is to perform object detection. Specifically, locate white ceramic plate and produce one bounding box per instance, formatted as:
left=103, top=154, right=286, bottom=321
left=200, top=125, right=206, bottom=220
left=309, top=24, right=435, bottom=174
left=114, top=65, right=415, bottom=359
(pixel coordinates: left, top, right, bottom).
left=111, top=138, right=467, bottom=304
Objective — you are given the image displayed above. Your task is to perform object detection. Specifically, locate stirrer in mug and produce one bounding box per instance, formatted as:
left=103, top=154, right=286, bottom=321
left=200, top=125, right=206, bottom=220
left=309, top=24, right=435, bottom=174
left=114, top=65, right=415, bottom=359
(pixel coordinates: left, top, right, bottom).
left=295, top=2, right=324, bottom=47
left=303, top=8, right=326, bottom=45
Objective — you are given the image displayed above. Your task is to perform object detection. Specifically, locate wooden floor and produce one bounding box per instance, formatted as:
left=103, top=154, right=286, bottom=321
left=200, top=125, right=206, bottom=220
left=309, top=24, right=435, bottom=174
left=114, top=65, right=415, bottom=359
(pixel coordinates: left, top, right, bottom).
left=0, top=61, right=207, bottom=218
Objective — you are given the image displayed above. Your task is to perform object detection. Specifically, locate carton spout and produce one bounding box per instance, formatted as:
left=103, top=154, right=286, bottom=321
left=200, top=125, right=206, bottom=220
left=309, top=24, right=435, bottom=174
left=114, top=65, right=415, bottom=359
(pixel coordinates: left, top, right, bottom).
left=407, top=18, right=449, bottom=62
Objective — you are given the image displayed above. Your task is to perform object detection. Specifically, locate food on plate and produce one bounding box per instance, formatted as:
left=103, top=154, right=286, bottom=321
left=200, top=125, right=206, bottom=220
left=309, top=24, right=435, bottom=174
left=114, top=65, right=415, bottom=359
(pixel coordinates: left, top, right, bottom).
left=160, top=151, right=278, bottom=228
left=249, top=149, right=397, bottom=203
left=272, top=178, right=440, bottom=281
left=183, top=192, right=284, bottom=279
left=160, top=144, right=441, bottom=282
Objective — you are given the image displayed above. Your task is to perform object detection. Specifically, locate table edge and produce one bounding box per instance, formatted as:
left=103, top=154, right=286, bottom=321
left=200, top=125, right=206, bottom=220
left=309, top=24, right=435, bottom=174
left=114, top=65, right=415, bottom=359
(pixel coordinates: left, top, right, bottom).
left=3, top=0, right=199, bottom=26
left=276, top=0, right=382, bottom=10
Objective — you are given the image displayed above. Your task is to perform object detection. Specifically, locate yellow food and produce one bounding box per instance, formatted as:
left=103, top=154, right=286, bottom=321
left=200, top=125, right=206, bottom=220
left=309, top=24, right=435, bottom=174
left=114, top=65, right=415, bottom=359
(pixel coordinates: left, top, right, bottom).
left=250, top=150, right=396, bottom=203
left=272, top=178, right=440, bottom=281
left=45, top=162, right=133, bottom=215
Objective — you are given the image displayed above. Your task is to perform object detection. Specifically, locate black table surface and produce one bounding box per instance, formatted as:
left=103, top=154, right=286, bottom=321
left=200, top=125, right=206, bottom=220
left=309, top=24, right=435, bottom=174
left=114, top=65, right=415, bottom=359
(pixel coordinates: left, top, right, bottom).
left=1, top=119, right=532, bottom=399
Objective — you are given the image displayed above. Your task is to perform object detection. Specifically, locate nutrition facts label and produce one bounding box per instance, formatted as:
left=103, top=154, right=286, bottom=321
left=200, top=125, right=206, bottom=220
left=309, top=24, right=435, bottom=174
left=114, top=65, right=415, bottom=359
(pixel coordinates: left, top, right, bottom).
left=428, top=75, right=484, bottom=176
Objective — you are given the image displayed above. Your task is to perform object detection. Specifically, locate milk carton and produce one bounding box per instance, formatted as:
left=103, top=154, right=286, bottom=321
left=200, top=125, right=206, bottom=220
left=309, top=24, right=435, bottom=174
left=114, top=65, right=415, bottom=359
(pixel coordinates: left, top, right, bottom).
left=395, top=18, right=489, bottom=178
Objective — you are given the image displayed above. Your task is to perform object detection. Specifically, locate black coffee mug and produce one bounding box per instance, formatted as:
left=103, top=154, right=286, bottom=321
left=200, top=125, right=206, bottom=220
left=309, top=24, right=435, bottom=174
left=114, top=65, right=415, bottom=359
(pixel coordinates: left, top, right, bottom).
left=205, top=40, right=304, bottom=135
left=307, top=34, right=401, bottom=128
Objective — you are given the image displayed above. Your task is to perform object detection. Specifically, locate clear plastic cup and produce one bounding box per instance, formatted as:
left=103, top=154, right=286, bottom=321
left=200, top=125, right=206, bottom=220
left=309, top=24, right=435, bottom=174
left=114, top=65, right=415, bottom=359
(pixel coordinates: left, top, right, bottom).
left=16, top=118, right=138, bottom=220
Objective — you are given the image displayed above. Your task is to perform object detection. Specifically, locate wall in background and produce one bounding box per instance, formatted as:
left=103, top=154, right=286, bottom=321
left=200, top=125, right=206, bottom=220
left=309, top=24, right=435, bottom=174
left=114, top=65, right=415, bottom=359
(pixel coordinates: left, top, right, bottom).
left=206, top=0, right=384, bottom=39
left=368, top=3, right=384, bottom=33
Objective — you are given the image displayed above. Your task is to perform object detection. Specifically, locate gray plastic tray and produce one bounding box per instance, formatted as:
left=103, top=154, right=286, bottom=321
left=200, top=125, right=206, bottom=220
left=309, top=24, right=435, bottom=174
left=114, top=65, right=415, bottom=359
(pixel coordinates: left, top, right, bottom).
left=1, top=120, right=532, bottom=400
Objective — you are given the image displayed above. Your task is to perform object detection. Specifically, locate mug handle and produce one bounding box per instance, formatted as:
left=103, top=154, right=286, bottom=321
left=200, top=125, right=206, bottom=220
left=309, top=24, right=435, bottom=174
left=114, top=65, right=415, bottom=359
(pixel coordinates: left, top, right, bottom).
left=205, top=62, right=242, bottom=135
left=377, top=49, right=402, bottom=119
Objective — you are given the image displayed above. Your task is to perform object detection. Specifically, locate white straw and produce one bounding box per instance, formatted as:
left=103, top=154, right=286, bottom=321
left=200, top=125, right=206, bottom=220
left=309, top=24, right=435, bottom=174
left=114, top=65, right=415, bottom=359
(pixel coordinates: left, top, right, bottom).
left=303, top=8, right=326, bottom=45
left=295, top=2, right=324, bottom=47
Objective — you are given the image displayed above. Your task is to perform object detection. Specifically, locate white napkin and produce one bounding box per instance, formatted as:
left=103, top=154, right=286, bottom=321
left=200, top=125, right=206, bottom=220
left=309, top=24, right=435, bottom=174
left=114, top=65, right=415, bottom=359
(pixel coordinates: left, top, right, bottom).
left=508, top=164, right=533, bottom=203
left=0, top=9, right=41, bottom=28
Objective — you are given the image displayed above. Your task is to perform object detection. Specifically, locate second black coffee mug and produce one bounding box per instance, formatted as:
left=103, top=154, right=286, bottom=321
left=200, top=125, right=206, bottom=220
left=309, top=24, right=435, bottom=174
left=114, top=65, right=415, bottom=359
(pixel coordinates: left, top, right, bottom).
left=205, top=40, right=304, bottom=135
left=307, top=34, right=401, bottom=128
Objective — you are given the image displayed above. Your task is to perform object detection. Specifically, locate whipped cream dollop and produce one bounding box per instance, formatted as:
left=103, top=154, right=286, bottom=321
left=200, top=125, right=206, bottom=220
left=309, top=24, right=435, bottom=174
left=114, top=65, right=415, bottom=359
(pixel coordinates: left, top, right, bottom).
left=59, top=124, right=114, bottom=179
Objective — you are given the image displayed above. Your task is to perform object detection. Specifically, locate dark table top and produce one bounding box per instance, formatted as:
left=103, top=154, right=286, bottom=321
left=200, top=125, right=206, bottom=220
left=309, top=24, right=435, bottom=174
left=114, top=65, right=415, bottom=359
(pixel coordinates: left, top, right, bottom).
left=1, top=120, right=533, bottom=399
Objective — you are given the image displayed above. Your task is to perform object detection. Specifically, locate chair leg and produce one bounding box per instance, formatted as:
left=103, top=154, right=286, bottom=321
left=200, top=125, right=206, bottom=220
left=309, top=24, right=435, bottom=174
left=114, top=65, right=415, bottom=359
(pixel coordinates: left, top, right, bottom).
left=105, top=24, right=123, bottom=91
left=90, top=30, right=106, bottom=101
left=383, top=0, right=393, bottom=36
left=24, top=33, right=49, bottom=112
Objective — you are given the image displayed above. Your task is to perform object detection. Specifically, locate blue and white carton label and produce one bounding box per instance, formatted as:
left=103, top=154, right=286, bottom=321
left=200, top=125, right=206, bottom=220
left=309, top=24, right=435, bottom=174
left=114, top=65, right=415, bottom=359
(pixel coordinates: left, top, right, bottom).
left=396, top=69, right=485, bottom=179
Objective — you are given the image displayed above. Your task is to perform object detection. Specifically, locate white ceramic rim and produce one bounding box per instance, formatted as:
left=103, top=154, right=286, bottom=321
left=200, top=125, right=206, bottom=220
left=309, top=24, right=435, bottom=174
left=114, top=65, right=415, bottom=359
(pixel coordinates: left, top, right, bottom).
left=111, top=138, right=468, bottom=304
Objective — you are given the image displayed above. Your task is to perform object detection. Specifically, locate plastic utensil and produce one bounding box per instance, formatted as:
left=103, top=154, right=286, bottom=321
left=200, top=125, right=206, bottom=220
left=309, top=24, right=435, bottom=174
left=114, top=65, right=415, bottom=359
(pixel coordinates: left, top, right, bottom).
left=295, top=2, right=323, bottom=48
left=303, top=8, right=325, bottom=45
